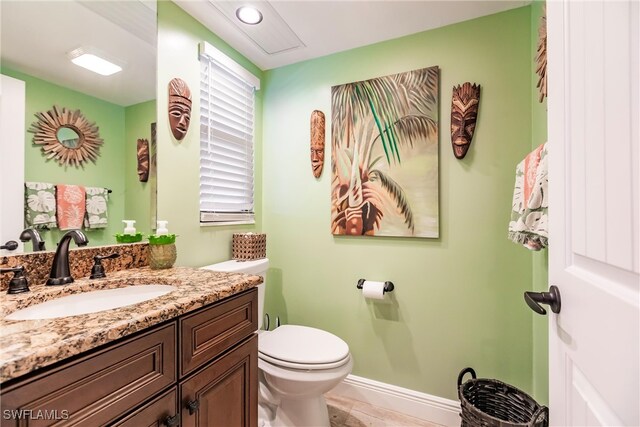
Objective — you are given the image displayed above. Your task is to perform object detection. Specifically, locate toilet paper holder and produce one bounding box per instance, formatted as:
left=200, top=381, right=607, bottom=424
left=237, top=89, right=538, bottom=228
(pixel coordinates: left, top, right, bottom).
left=357, top=279, right=395, bottom=293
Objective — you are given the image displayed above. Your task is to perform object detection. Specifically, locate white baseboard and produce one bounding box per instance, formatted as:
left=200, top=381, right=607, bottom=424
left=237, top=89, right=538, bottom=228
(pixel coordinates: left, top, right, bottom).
left=331, top=374, right=461, bottom=427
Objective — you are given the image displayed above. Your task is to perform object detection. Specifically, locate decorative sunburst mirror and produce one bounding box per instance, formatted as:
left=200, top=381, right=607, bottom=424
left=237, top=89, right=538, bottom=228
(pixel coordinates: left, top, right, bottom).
left=29, top=105, right=103, bottom=167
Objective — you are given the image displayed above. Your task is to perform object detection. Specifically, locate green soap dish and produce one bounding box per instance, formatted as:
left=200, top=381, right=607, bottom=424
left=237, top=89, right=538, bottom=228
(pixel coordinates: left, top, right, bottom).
left=148, top=234, right=177, bottom=245
left=115, top=232, right=144, bottom=243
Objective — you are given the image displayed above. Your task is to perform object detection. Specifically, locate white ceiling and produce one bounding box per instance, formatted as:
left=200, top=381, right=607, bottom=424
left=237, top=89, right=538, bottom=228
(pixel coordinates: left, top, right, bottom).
left=1, top=0, right=529, bottom=105
left=1, top=1, right=156, bottom=107
left=175, top=0, right=530, bottom=71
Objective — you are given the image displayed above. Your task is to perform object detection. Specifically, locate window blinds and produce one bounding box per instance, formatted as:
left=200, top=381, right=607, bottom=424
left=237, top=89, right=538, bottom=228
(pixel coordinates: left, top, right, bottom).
left=199, top=42, right=259, bottom=223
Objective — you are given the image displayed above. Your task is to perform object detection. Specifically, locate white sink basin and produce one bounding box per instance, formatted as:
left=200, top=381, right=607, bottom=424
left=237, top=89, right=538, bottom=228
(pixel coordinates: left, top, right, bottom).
left=5, top=285, right=177, bottom=321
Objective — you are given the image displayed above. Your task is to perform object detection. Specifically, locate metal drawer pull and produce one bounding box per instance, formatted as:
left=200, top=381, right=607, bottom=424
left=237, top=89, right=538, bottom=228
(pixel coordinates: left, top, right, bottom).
left=163, top=414, right=180, bottom=426
left=187, top=399, right=200, bottom=415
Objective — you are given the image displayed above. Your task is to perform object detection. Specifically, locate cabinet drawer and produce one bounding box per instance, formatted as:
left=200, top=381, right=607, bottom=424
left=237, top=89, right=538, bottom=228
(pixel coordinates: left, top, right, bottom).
left=1, top=323, right=176, bottom=427
left=180, top=288, right=257, bottom=377
left=180, top=335, right=257, bottom=427
left=112, top=388, right=178, bottom=427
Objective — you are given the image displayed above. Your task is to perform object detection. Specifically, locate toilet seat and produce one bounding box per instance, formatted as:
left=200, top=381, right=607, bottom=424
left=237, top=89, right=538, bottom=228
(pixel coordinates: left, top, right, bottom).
left=259, top=351, right=351, bottom=370
left=259, top=325, right=350, bottom=370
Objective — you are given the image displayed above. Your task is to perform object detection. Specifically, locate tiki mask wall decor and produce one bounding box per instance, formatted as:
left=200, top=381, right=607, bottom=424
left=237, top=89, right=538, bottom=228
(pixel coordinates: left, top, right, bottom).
left=535, top=5, right=547, bottom=102
left=450, top=82, right=481, bottom=159
left=137, top=138, right=149, bottom=182
left=310, top=110, right=326, bottom=178
left=168, top=78, right=192, bottom=141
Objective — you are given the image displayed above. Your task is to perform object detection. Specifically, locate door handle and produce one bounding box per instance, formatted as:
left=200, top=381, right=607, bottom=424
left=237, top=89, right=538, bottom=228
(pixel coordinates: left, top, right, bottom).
left=524, top=285, right=561, bottom=315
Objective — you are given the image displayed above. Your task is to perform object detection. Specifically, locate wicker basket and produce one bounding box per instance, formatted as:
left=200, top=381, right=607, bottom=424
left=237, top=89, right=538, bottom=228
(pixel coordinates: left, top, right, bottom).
left=458, top=368, right=548, bottom=427
left=232, top=233, right=266, bottom=261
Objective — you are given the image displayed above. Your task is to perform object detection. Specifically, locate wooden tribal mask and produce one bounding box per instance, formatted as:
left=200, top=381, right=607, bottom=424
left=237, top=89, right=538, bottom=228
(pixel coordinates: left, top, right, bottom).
left=137, top=138, right=149, bottom=182
left=450, top=82, right=481, bottom=159
left=310, top=110, right=326, bottom=178
left=168, top=78, right=192, bottom=141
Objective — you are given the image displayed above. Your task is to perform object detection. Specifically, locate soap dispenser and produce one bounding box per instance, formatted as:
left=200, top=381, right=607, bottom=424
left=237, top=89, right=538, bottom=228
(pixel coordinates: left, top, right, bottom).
left=122, top=220, right=136, bottom=235
left=156, top=221, right=169, bottom=235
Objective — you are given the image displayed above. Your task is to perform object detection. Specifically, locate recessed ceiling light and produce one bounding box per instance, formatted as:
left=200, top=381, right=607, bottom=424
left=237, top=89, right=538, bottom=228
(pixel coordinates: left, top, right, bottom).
left=67, top=48, right=122, bottom=76
left=236, top=6, right=263, bottom=25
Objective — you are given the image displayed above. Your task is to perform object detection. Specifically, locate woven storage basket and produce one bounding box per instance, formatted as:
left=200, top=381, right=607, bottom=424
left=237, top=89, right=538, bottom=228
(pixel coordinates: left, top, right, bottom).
left=458, top=368, right=548, bottom=427
left=232, top=233, right=266, bottom=261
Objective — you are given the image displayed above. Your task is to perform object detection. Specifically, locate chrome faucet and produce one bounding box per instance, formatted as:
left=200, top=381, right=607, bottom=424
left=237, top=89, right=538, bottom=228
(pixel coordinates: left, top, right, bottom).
left=47, top=230, right=88, bottom=286
left=20, top=228, right=46, bottom=251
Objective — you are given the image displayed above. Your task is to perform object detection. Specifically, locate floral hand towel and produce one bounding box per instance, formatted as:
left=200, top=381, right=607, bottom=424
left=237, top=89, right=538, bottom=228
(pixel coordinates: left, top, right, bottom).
left=56, top=184, right=86, bottom=230
left=84, top=187, right=109, bottom=229
left=25, top=182, right=57, bottom=229
left=508, top=143, right=548, bottom=250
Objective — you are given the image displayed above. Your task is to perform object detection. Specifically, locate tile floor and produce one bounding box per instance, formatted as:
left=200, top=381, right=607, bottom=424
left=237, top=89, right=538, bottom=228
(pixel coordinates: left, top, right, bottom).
left=325, top=392, right=442, bottom=427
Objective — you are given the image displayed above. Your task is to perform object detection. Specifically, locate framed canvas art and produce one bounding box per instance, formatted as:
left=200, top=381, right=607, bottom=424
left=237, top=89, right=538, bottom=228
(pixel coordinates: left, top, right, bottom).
left=331, top=66, right=439, bottom=238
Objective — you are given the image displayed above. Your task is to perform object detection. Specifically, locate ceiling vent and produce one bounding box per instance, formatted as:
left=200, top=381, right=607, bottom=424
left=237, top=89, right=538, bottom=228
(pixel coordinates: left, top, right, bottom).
left=77, top=0, right=157, bottom=47
left=207, top=0, right=305, bottom=55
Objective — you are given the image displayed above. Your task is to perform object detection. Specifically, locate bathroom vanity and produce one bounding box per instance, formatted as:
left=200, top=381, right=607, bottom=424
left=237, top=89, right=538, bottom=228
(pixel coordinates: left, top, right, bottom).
left=0, top=264, right=261, bottom=426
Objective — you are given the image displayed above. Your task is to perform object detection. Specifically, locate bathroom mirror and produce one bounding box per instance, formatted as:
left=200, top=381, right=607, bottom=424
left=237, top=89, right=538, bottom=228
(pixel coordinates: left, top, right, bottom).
left=0, top=0, right=157, bottom=253
left=57, top=128, right=81, bottom=149
left=30, top=105, right=104, bottom=167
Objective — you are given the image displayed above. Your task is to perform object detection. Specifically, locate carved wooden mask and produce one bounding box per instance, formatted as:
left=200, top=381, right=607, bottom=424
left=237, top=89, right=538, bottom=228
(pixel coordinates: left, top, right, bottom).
left=535, top=5, right=547, bottom=102
left=310, top=110, right=325, bottom=178
left=168, top=78, right=192, bottom=141
left=137, top=138, right=149, bottom=182
left=451, top=82, right=481, bottom=159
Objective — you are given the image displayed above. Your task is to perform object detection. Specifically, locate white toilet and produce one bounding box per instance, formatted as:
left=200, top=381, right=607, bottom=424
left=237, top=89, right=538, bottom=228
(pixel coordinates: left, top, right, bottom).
left=202, top=258, right=353, bottom=427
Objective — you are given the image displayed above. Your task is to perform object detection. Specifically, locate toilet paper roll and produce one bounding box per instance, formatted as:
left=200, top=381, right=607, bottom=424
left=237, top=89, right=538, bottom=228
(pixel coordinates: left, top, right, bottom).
left=362, top=280, right=386, bottom=300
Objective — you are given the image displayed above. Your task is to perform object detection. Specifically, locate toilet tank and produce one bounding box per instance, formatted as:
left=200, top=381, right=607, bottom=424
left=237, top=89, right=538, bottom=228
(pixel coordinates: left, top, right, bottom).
left=200, top=258, right=269, bottom=330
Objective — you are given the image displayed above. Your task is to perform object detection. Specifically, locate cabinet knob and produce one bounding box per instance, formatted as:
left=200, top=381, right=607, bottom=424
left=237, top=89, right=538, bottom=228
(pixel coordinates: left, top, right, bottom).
left=187, top=399, right=200, bottom=415
left=163, top=414, right=180, bottom=427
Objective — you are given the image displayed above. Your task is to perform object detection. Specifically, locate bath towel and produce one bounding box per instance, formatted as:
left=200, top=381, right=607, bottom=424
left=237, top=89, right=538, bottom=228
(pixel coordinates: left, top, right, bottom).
left=24, top=182, right=57, bottom=229
left=56, top=184, right=86, bottom=230
left=84, top=187, right=109, bottom=229
left=508, top=143, right=548, bottom=250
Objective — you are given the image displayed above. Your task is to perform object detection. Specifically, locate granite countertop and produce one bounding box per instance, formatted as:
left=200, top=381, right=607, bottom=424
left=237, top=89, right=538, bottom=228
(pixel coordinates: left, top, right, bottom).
left=0, top=267, right=262, bottom=383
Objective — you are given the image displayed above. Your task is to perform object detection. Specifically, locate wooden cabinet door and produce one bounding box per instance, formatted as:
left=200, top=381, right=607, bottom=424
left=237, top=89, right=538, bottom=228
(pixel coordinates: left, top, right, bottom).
left=180, top=335, right=257, bottom=427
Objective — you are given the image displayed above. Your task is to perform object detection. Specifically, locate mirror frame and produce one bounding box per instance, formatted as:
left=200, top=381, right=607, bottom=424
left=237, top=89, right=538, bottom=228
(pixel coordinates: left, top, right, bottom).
left=28, top=105, right=103, bottom=168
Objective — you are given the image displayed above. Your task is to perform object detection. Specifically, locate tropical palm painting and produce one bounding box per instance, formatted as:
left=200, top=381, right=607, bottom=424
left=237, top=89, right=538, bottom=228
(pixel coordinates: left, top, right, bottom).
left=331, top=66, right=439, bottom=238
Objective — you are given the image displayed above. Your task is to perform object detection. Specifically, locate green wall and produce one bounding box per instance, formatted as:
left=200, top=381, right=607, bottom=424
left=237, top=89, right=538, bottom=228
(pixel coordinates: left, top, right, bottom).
left=1, top=68, right=126, bottom=249
left=261, top=7, right=534, bottom=400
left=530, top=0, right=549, bottom=405
left=124, top=100, right=156, bottom=234
left=156, top=0, right=263, bottom=267
left=156, top=1, right=549, bottom=404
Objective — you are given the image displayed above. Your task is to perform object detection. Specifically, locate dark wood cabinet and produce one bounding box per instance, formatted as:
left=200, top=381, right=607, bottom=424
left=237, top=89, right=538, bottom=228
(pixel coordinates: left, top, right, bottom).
left=0, top=288, right=257, bottom=427
left=180, top=289, right=257, bottom=377
left=1, top=324, right=176, bottom=427
left=180, top=335, right=257, bottom=427
left=112, top=388, right=179, bottom=427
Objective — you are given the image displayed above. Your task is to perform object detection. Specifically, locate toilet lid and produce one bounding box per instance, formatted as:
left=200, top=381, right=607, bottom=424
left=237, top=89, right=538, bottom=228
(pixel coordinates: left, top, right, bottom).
left=259, top=325, right=349, bottom=365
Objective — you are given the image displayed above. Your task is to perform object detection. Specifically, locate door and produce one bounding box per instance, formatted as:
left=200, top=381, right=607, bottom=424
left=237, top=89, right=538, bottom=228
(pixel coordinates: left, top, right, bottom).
left=547, top=1, right=639, bottom=426
left=0, top=75, right=25, bottom=253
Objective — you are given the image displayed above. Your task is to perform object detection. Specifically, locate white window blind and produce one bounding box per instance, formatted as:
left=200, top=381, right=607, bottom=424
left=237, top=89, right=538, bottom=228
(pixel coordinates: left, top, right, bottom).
left=199, top=42, right=259, bottom=224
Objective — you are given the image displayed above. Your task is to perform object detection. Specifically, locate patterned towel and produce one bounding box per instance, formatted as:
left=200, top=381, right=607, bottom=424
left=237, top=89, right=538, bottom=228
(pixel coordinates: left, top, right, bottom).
left=84, top=187, right=109, bottom=229
left=508, top=143, right=548, bottom=250
left=25, top=182, right=57, bottom=229
left=56, top=184, right=86, bottom=230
